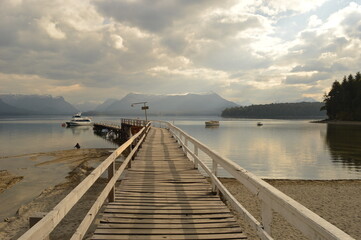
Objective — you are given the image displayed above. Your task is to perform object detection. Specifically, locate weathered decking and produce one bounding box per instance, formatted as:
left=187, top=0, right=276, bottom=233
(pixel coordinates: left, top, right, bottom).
left=92, top=127, right=247, bottom=240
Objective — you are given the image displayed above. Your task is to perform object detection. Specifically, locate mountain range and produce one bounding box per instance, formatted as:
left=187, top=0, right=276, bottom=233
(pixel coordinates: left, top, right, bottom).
left=0, top=93, right=324, bottom=117
left=0, top=93, right=238, bottom=116
left=0, top=94, right=78, bottom=115
left=89, top=92, right=239, bottom=116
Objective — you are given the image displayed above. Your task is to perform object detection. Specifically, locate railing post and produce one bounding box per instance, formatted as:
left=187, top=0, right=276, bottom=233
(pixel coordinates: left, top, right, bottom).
left=261, top=200, right=273, bottom=235
left=107, top=161, right=115, bottom=202
left=184, top=138, right=188, bottom=155
left=29, top=213, right=50, bottom=240
left=211, top=158, right=218, bottom=193
left=194, top=146, right=199, bottom=169
left=127, top=143, right=133, bottom=168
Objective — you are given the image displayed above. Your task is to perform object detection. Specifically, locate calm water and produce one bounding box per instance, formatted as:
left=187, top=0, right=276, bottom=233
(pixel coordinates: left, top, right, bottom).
left=0, top=116, right=118, bottom=157
left=0, top=116, right=118, bottom=220
left=1, top=116, right=361, bottom=180
left=172, top=118, right=361, bottom=180
left=1, top=116, right=361, bottom=219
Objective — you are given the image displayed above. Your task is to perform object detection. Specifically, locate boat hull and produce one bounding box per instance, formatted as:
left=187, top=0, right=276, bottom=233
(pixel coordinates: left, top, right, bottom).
left=205, top=121, right=220, bottom=127
left=66, top=121, right=93, bottom=126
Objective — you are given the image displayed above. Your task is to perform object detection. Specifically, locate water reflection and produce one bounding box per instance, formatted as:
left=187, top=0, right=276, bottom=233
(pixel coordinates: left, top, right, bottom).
left=0, top=119, right=117, bottom=157
left=325, top=124, right=361, bottom=171
left=205, top=126, right=219, bottom=129
left=176, top=120, right=361, bottom=179
left=66, top=125, right=92, bottom=135
left=92, top=127, right=124, bottom=146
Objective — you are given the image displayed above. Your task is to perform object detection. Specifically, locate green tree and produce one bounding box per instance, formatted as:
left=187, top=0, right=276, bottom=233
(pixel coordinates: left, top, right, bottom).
left=322, top=72, right=361, bottom=120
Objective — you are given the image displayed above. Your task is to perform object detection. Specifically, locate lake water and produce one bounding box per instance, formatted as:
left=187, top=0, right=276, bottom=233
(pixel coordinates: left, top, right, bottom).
left=0, top=116, right=361, bottom=179
left=1, top=116, right=361, bottom=180
left=1, top=116, right=361, bottom=220
left=173, top=119, right=361, bottom=179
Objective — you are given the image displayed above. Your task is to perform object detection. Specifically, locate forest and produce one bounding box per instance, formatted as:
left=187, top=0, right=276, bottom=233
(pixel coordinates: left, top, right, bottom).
left=221, top=102, right=326, bottom=119
left=322, top=72, right=361, bottom=121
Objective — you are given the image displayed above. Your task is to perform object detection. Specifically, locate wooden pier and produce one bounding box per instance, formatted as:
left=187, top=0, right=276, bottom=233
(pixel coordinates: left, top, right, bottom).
left=92, top=127, right=246, bottom=240
left=19, top=119, right=355, bottom=240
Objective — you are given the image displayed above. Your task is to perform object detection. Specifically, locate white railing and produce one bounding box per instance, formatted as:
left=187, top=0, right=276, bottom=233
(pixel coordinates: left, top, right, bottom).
left=121, top=118, right=148, bottom=127
left=154, top=121, right=354, bottom=240
left=19, top=122, right=151, bottom=240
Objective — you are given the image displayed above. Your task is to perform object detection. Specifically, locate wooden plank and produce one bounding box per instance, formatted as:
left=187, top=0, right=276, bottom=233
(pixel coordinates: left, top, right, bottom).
left=118, top=182, right=209, bottom=186
left=91, top=127, right=247, bottom=240
left=94, top=227, right=243, bottom=235
left=114, top=194, right=217, bottom=199
left=97, top=222, right=240, bottom=229
left=115, top=189, right=212, bottom=193
left=107, top=204, right=224, bottom=208
left=92, top=233, right=247, bottom=240
left=103, top=208, right=232, bottom=215
left=112, top=199, right=223, bottom=204
left=117, top=187, right=212, bottom=191
left=107, top=204, right=226, bottom=209
left=100, top=217, right=237, bottom=224
left=101, top=213, right=234, bottom=219
left=115, top=190, right=214, bottom=195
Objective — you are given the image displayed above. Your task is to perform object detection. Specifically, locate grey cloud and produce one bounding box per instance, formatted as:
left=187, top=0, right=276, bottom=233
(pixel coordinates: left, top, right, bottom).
left=160, top=31, right=190, bottom=54
left=1, top=0, right=360, bottom=105
left=187, top=38, right=270, bottom=71
left=291, top=62, right=329, bottom=73
left=341, top=11, right=361, bottom=38
left=199, top=14, right=263, bottom=39
left=226, top=82, right=323, bottom=104
left=94, top=0, right=225, bottom=33
left=0, top=0, right=169, bottom=88
left=291, top=62, right=349, bottom=73
left=284, top=72, right=330, bottom=85
left=321, top=37, right=349, bottom=52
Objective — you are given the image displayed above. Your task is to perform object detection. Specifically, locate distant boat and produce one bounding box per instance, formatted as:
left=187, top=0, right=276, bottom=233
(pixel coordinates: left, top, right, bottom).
left=205, top=121, right=220, bottom=127
left=66, top=113, right=92, bottom=126
left=257, top=122, right=263, bottom=126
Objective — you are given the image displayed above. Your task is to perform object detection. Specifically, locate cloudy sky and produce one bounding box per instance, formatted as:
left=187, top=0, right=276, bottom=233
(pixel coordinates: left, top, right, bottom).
left=0, top=0, right=360, bottom=105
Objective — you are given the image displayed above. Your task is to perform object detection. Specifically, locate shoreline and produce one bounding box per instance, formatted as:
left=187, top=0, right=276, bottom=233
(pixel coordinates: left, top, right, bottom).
left=0, top=148, right=113, bottom=240
left=311, top=119, right=361, bottom=125
left=1, top=148, right=360, bottom=239
left=0, top=170, right=23, bottom=194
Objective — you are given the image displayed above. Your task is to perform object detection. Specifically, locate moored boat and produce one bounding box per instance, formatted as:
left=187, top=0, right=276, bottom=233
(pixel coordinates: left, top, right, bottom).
left=205, top=120, right=220, bottom=127
left=66, top=113, right=92, bottom=126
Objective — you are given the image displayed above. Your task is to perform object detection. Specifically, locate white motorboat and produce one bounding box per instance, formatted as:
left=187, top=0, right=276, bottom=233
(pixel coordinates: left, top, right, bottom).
left=65, top=113, right=92, bottom=126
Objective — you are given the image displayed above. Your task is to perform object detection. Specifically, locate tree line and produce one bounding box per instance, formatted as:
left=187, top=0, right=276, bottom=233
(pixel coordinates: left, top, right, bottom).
left=222, top=102, right=325, bottom=119
left=322, top=72, right=361, bottom=121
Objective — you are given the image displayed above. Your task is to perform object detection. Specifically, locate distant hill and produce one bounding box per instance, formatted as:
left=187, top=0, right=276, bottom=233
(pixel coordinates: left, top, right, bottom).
left=222, top=102, right=326, bottom=119
left=0, top=94, right=78, bottom=115
left=0, top=99, right=33, bottom=115
left=73, top=101, right=100, bottom=112
left=90, top=92, right=238, bottom=116
left=94, top=98, right=119, bottom=112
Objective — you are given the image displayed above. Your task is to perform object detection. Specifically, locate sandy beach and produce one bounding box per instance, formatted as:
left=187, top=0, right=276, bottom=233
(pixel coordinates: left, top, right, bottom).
left=1, top=149, right=360, bottom=239
left=0, top=148, right=112, bottom=240
left=221, top=178, right=361, bottom=240
left=0, top=170, right=23, bottom=194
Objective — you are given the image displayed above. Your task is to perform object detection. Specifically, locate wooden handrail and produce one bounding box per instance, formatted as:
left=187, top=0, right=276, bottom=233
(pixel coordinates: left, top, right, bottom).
left=19, top=122, right=151, bottom=240
left=121, top=118, right=148, bottom=127
left=70, top=124, right=151, bottom=240
left=156, top=121, right=354, bottom=240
